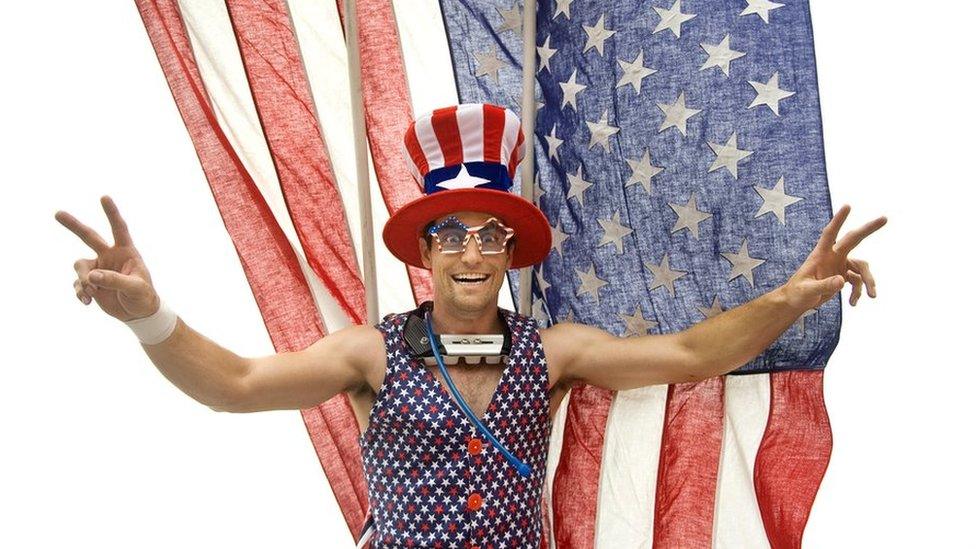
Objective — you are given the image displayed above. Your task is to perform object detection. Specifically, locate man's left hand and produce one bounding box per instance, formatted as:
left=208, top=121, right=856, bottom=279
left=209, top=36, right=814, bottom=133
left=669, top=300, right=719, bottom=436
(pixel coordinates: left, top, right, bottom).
left=781, top=204, right=888, bottom=312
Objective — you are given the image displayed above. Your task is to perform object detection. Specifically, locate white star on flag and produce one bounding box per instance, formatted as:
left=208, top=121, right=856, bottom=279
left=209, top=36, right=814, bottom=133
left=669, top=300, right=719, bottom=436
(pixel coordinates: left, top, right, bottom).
left=721, top=239, right=766, bottom=287
left=625, top=149, right=664, bottom=193
left=658, top=91, right=702, bottom=136
left=668, top=192, right=712, bottom=239
left=740, top=0, right=784, bottom=23
left=596, top=211, right=633, bottom=254
left=554, top=0, right=575, bottom=20
left=575, top=263, right=609, bottom=304
left=495, top=4, right=521, bottom=33
left=537, top=36, right=557, bottom=73
left=583, top=14, right=616, bottom=56
left=545, top=127, right=564, bottom=162
left=566, top=166, right=593, bottom=205
left=617, top=50, right=657, bottom=94
left=586, top=110, right=620, bottom=152
left=748, top=72, right=795, bottom=116
left=559, top=69, right=587, bottom=110
left=646, top=253, right=687, bottom=297
left=619, top=305, right=658, bottom=337
left=474, top=47, right=505, bottom=83
left=652, top=0, right=696, bottom=38
left=707, top=131, right=753, bottom=179
left=754, top=176, right=803, bottom=224
left=551, top=222, right=570, bottom=256
left=700, top=34, right=745, bottom=76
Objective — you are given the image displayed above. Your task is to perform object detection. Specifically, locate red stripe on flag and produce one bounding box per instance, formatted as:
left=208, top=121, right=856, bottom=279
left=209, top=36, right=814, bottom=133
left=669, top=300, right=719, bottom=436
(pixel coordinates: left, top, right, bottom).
left=551, top=385, right=614, bottom=548
left=336, top=0, right=433, bottom=304
left=755, top=370, right=832, bottom=549
left=482, top=103, right=506, bottom=164
left=135, top=0, right=368, bottom=537
left=653, top=377, right=725, bottom=548
left=224, top=0, right=366, bottom=325
left=429, top=105, right=463, bottom=168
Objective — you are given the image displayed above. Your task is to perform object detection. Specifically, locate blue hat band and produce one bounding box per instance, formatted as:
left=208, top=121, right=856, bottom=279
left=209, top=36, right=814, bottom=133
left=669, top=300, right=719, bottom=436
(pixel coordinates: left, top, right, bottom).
left=423, top=162, right=512, bottom=195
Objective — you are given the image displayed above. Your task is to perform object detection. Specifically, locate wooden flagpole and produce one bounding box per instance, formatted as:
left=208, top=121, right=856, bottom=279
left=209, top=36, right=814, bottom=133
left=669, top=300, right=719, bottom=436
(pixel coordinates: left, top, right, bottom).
left=344, top=0, right=379, bottom=325
left=518, top=0, right=538, bottom=316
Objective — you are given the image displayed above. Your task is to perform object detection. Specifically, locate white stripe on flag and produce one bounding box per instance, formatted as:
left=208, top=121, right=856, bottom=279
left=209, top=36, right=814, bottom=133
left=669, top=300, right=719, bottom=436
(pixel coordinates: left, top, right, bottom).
left=177, top=0, right=351, bottom=331
left=594, top=385, right=668, bottom=548
left=392, top=0, right=459, bottom=115
left=288, top=0, right=416, bottom=318
left=713, top=374, right=771, bottom=548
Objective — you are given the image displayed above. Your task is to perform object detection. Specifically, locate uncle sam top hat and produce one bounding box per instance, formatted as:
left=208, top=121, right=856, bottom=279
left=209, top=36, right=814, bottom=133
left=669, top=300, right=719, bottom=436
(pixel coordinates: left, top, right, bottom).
left=382, top=103, right=552, bottom=269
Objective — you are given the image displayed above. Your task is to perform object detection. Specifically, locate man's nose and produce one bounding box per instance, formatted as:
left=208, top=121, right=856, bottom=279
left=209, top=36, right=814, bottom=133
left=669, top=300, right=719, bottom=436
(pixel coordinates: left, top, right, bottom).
left=460, top=237, right=484, bottom=265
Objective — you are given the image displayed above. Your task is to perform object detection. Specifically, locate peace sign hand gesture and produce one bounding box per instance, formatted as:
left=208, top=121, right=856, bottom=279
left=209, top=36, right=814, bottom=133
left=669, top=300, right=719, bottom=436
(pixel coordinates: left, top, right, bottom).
left=782, top=204, right=888, bottom=312
left=55, top=195, right=160, bottom=322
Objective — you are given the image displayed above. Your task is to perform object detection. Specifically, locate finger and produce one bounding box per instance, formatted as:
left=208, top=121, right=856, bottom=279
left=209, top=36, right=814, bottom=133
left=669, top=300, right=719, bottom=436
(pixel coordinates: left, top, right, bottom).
left=814, top=274, right=846, bottom=296
left=89, top=269, right=148, bottom=297
left=849, top=258, right=877, bottom=298
left=54, top=210, right=110, bottom=253
left=835, top=215, right=888, bottom=256
left=845, top=270, right=863, bottom=306
left=101, top=195, right=134, bottom=247
left=74, top=258, right=100, bottom=295
left=815, top=204, right=851, bottom=252
left=73, top=257, right=96, bottom=280
left=74, top=279, right=92, bottom=304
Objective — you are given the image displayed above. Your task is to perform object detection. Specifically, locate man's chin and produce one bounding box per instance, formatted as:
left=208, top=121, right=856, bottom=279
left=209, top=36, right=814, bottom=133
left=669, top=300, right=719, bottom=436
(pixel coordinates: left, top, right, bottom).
left=448, top=288, right=497, bottom=313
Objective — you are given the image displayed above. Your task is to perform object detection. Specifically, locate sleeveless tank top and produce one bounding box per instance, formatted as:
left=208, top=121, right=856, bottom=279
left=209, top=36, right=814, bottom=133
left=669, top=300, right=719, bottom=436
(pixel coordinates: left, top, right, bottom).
left=358, top=301, right=552, bottom=548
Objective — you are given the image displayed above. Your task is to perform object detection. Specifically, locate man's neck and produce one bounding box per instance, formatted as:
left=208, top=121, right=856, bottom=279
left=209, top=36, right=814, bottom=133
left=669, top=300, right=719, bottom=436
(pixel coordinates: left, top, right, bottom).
left=430, top=300, right=505, bottom=334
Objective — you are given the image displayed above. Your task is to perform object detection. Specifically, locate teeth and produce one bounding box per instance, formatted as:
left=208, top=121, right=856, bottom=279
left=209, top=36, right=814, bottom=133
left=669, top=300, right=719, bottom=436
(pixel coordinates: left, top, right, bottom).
left=452, top=273, right=489, bottom=283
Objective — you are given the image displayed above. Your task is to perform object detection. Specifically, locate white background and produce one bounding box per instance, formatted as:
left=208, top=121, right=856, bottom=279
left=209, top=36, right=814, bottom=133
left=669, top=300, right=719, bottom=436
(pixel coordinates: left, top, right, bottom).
left=3, top=1, right=973, bottom=547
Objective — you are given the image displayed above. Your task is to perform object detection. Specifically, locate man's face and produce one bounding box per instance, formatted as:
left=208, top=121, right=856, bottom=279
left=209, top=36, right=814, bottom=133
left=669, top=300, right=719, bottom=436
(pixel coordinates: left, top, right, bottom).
left=419, top=211, right=514, bottom=314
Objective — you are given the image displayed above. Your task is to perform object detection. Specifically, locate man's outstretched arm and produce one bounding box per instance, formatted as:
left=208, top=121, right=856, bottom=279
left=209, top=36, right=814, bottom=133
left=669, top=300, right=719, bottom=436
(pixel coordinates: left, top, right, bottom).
left=56, top=195, right=376, bottom=413
left=545, top=204, right=887, bottom=391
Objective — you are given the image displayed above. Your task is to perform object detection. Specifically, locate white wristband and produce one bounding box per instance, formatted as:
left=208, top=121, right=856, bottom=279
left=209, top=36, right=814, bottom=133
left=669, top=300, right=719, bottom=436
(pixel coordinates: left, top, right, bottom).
left=124, top=298, right=178, bottom=345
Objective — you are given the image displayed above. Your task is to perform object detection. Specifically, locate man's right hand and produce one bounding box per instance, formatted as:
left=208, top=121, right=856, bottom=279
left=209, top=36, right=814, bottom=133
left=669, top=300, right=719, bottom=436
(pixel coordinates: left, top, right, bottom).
left=55, top=195, right=160, bottom=322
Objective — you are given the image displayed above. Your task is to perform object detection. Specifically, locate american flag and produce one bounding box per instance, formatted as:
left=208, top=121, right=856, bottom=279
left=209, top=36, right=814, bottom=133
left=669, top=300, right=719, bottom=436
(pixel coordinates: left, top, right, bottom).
left=134, top=0, right=836, bottom=546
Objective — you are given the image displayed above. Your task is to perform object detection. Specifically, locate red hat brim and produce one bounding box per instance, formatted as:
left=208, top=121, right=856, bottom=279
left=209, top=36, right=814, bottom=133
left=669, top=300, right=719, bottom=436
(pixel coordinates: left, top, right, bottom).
left=382, top=188, right=552, bottom=270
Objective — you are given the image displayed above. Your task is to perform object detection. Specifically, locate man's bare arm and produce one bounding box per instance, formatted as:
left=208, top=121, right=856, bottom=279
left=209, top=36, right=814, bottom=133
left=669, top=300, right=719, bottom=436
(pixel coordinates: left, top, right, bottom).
left=56, top=195, right=376, bottom=413
left=546, top=286, right=801, bottom=391
left=138, top=318, right=379, bottom=413
left=547, top=205, right=886, bottom=391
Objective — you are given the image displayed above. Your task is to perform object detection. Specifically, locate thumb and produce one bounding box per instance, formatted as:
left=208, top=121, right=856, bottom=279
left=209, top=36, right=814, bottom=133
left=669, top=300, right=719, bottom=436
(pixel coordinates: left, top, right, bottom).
left=89, top=269, right=149, bottom=297
left=814, top=274, right=846, bottom=296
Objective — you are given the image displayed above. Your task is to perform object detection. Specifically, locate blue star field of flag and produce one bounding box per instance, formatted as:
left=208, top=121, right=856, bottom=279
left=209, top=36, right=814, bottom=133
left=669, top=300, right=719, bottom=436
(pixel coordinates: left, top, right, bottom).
left=437, top=0, right=839, bottom=373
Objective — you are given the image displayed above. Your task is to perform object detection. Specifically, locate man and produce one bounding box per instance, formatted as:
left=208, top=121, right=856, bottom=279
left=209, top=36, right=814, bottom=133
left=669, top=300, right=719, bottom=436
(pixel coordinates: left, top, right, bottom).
left=56, top=103, right=886, bottom=547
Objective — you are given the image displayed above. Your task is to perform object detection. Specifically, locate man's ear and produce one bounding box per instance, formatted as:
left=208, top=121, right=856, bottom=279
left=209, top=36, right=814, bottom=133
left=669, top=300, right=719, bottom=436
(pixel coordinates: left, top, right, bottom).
left=419, top=237, right=432, bottom=269
left=505, top=239, right=515, bottom=270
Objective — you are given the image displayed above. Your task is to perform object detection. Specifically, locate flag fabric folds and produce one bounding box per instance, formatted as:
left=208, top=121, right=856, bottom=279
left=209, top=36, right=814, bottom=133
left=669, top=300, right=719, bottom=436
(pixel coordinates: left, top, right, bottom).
left=133, top=0, right=836, bottom=546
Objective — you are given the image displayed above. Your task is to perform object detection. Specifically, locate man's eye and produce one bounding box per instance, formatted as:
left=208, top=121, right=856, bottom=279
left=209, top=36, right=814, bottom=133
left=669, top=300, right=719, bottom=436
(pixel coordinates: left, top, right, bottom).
left=442, top=233, right=463, bottom=244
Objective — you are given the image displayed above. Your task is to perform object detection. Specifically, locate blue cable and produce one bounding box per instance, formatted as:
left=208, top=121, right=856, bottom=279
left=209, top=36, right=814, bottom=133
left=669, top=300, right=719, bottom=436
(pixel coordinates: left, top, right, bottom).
left=423, top=311, right=532, bottom=478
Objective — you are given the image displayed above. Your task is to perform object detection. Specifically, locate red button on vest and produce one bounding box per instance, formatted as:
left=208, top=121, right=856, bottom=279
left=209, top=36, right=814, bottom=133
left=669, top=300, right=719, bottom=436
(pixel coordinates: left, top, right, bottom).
left=468, top=437, right=483, bottom=455
left=467, top=492, right=483, bottom=511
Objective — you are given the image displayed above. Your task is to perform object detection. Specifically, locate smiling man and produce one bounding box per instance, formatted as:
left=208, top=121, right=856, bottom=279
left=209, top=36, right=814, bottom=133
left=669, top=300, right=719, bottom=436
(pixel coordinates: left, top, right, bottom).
left=56, top=103, right=886, bottom=548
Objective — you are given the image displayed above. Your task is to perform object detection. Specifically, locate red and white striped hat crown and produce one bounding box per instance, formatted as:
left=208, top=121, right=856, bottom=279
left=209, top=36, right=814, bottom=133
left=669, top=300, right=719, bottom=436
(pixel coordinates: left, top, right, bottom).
left=382, top=103, right=550, bottom=270
left=402, top=103, right=525, bottom=192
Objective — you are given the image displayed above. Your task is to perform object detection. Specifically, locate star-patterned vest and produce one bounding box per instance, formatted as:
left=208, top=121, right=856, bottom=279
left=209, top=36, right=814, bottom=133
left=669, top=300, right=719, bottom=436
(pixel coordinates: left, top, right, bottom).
left=359, top=301, right=551, bottom=548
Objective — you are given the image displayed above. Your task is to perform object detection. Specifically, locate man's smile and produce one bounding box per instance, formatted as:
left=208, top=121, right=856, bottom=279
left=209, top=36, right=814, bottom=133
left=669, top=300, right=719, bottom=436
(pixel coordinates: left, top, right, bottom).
left=451, top=272, right=491, bottom=286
